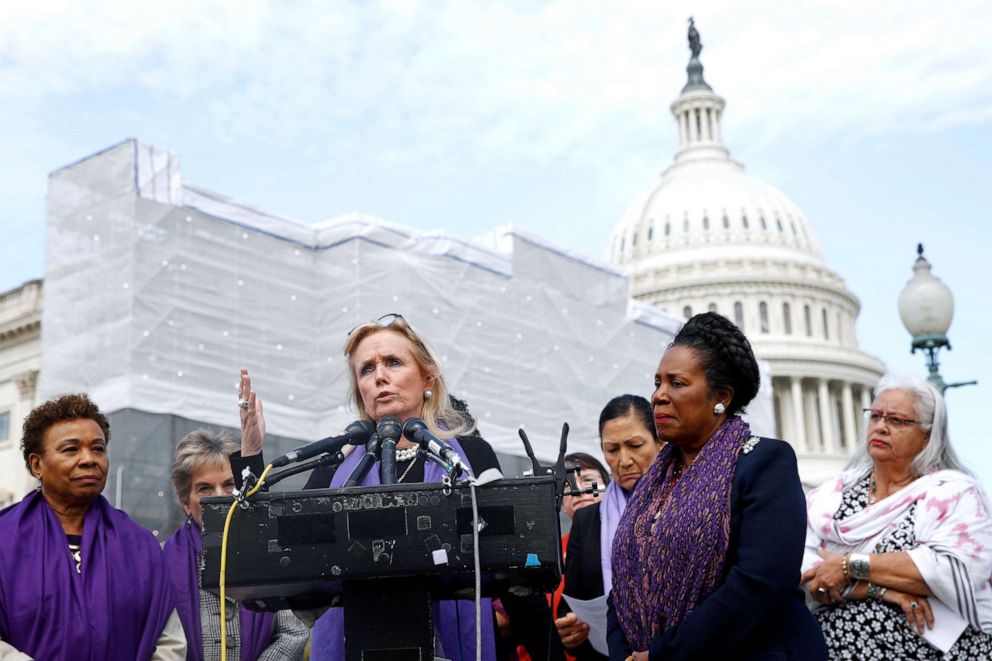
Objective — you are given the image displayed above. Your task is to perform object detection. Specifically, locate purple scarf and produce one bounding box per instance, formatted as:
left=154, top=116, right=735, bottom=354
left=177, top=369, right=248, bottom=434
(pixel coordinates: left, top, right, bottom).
left=310, top=438, right=497, bottom=661
left=598, top=481, right=628, bottom=594
left=0, top=491, right=174, bottom=661
left=611, top=416, right=750, bottom=650
left=162, top=518, right=274, bottom=661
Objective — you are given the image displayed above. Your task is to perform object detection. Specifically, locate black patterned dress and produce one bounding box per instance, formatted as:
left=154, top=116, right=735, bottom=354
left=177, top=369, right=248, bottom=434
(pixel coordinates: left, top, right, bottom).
left=815, top=475, right=992, bottom=660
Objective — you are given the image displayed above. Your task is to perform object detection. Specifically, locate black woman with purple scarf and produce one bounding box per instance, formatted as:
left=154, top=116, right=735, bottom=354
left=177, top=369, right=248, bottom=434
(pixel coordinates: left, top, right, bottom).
left=607, top=312, right=827, bottom=661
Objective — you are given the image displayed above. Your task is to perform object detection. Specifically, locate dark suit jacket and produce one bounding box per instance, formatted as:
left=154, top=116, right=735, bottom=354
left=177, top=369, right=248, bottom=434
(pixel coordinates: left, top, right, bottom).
left=606, top=438, right=827, bottom=661
left=559, top=502, right=608, bottom=660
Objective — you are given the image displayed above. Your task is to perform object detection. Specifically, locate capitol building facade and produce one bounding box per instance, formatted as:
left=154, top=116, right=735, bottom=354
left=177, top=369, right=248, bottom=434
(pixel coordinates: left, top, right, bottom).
left=607, top=27, right=885, bottom=484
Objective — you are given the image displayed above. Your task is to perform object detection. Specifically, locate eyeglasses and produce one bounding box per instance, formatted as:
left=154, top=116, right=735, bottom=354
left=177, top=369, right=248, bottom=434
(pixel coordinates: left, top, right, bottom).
left=348, top=313, right=406, bottom=336
left=863, top=408, right=921, bottom=429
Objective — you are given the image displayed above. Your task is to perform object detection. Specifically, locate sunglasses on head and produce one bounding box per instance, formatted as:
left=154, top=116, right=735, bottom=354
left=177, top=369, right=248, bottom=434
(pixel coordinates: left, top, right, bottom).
left=348, top=313, right=406, bottom=337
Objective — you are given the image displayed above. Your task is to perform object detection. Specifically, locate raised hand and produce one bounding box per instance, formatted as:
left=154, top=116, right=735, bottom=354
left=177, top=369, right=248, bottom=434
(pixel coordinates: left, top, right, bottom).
left=239, top=367, right=266, bottom=456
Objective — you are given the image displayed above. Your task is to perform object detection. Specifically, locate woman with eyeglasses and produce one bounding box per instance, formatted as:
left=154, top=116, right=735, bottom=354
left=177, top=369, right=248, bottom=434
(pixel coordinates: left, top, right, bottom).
left=240, top=314, right=557, bottom=661
left=801, top=374, right=992, bottom=660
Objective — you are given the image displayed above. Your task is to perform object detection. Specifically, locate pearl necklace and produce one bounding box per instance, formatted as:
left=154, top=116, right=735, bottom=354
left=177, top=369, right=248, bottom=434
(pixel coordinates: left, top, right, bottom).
left=395, top=447, right=418, bottom=462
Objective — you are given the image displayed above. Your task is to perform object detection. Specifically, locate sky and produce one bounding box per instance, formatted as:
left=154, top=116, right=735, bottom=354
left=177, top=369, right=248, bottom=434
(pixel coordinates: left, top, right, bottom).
left=2, top=1, right=990, bottom=485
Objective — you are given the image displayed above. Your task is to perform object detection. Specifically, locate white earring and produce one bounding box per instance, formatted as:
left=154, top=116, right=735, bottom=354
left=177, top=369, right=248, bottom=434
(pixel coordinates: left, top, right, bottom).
left=424, top=389, right=433, bottom=400
left=714, top=402, right=726, bottom=415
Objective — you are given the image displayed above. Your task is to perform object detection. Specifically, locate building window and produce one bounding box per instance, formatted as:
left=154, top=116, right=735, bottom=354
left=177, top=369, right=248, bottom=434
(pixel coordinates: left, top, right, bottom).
left=708, top=303, right=718, bottom=313
left=760, top=215, right=767, bottom=229
left=804, top=304, right=812, bottom=336
left=0, top=411, right=9, bottom=442
left=776, top=217, right=783, bottom=232
left=783, top=303, right=792, bottom=334
left=703, top=215, right=710, bottom=230
left=665, top=222, right=671, bottom=237
left=759, top=302, right=769, bottom=333
left=722, top=212, right=730, bottom=229
left=836, top=312, right=843, bottom=343
left=632, top=232, right=637, bottom=246
left=683, top=305, right=693, bottom=319
left=822, top=308, right=830, bottom=340
left=683, top=216, right=689, bottom=233
left=741, top=212, right=749, bottom=229
left=734, top=301, right=744, bottom=329
left=647, top=226, right=653, bottom=241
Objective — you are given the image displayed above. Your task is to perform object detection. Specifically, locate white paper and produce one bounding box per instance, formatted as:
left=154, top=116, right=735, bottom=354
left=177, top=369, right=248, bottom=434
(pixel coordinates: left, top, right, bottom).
left=923, top=598, right=969, bottom=654
left=562, top=593, right=609, bottom=655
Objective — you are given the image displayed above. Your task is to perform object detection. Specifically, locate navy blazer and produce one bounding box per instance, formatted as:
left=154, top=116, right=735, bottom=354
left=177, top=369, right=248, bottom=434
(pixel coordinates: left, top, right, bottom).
left=606, top=438, right=827, bottom=661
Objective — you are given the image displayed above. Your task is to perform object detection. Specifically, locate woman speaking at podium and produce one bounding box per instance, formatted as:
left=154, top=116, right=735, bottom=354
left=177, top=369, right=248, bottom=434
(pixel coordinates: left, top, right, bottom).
left=242, top=314, right=554, bottom=660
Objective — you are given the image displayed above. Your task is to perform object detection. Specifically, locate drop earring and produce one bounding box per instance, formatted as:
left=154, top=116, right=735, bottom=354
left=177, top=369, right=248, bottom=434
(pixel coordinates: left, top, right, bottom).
left=713, top=402, right=726, bottom=415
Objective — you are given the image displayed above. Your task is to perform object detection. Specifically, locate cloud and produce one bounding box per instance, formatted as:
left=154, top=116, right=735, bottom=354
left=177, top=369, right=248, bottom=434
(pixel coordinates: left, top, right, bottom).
left=3, top=0, right=989, bottom=174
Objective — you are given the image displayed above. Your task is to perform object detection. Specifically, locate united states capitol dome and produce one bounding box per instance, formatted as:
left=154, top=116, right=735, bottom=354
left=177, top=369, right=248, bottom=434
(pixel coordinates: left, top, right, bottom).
left=609, top=148, right=824, bottom=266
left=607, top=19, right=885, bottom=486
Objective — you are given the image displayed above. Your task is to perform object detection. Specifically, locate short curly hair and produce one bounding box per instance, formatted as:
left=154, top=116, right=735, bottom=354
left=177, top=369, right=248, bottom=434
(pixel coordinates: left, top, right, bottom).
left=20, top=393, right=111, bottom=472
left=671, top=312, right=760, bottom=417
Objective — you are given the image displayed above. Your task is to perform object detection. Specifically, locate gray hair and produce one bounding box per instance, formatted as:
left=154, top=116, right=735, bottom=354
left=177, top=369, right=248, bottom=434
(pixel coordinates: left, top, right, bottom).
left=845, top=374, right=970, bottom=477
left=170, top=428, right=240, bottom=505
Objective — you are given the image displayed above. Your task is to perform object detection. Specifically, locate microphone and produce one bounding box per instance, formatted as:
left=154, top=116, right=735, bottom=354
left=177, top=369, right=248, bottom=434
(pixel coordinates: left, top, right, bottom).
left=401, top=418, right=467, bottom=475
left=270, top=420, right=375, bottom=468
left=377, top=416, right=402, bottom=484
left=343, top=433, right=381, bottom=488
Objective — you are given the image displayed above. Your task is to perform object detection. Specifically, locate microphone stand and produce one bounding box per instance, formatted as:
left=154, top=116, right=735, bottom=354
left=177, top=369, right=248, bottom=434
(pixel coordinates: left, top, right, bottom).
left=265, top=451, right=346, bottom=489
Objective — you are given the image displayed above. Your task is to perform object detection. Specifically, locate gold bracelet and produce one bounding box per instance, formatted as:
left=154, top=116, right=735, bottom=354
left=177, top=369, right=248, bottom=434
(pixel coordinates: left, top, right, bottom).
left=841, top=552, right=851, bottom=581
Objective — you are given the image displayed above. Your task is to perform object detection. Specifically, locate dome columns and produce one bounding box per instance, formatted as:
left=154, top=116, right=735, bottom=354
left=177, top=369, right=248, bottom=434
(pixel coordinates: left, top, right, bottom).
left=671, top=93, right=729, bottom=162
left=774, top=375, right=875, bottom=463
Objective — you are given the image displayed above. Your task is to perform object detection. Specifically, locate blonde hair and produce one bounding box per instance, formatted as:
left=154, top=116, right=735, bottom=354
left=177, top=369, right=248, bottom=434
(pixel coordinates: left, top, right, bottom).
left=343, top=317, right=474, bottom=440
left=171, top=428, right=240, bottom=505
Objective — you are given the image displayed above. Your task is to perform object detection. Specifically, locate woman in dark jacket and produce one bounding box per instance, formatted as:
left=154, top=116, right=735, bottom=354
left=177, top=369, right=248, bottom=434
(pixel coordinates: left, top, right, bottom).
left=556, top=395, right=661, bottom=659
left=607, top=312, right=826, bottom=661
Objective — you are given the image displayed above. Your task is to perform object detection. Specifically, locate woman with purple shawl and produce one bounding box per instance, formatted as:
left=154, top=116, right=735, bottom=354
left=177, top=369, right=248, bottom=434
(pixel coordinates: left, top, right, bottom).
left=555, top=395, right=662, bottom=660
left=0, top=394, right=185, bottom=660
left=607, top=313, right=826, bottom=661
left=242, top=314, right=556, bottom=660
left=162, top=428, right=308, bottom=660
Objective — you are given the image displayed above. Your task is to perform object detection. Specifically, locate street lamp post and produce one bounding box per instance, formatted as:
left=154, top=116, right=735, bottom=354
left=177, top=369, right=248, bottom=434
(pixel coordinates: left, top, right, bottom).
left=897, top=244, right=977, bottom=393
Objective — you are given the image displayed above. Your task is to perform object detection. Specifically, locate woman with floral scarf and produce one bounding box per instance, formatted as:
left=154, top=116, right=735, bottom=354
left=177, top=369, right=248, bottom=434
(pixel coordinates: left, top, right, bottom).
left=801, top=374, right=992, bottom=660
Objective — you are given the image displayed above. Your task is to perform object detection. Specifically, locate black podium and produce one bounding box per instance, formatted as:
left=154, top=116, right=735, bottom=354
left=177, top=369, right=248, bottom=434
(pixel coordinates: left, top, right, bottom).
left=201, top=477, right=562, bottom=659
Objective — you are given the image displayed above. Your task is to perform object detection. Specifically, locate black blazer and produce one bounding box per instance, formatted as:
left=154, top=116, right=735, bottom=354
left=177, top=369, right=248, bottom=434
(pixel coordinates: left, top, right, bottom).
left=606, top=438, right=827, bottom=661
left=559, top=502, right=608, bottom=660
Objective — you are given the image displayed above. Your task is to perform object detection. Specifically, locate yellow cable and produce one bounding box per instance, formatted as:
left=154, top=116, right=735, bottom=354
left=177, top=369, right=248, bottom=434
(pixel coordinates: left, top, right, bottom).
left=219, top=464, right=273, bottom=661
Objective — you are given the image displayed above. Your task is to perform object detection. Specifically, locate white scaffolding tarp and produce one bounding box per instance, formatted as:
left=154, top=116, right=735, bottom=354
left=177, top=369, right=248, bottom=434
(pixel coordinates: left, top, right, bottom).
left=41, top=139, right=773, bottom=460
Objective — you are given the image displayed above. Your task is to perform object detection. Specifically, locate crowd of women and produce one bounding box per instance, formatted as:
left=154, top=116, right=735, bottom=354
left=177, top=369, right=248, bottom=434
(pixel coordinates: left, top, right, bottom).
left=1, top=311, right=990, bottom=660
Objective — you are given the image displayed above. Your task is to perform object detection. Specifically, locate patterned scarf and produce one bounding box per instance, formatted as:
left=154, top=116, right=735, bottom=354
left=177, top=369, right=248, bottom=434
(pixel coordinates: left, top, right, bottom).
left=611, top=415, right=750, bottom=649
